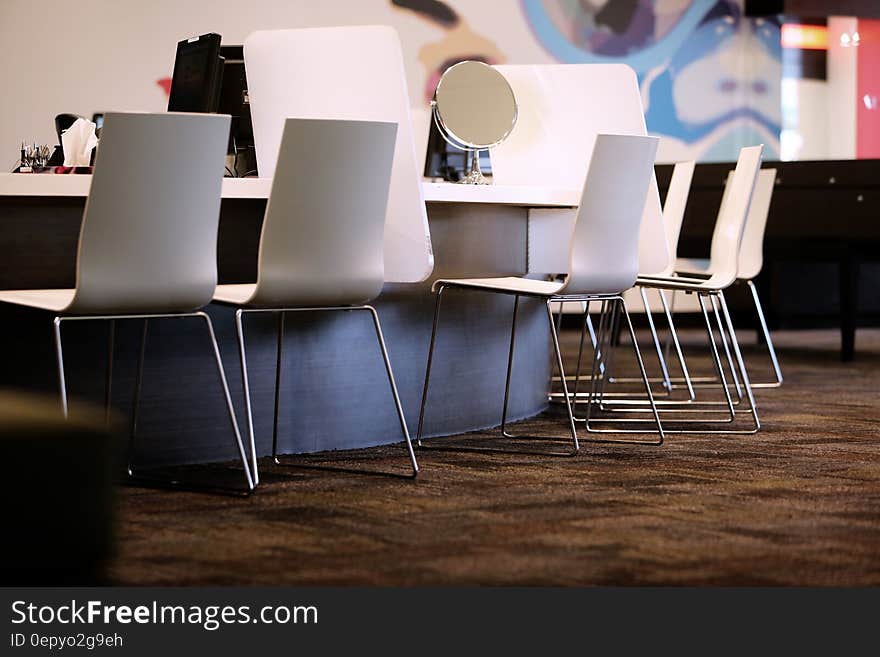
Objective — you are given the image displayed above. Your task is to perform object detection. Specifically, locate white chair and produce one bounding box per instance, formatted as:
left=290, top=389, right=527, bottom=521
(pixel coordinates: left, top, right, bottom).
left=675, top=168, right=782, bottom=387
left=627, top=159, right=698, bottom=397
left=634, top=145, right=765, bottom=433
left=492, top=64, right=669, bottom=277
left=613, top=166, right=778, bottom=402
left=417, top=134, right=663, bottom=453
left=0, top=112, right=254, bottom=492
left=213, top=118, right=418, bottom=484
left=552, top=159, right=698, bottom=403
left=244, top=26, right=433, bottom=284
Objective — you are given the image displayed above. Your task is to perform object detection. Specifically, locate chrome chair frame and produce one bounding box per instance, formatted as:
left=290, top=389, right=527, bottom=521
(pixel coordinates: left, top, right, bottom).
left=596, top=290, right=749, bottom=413
left=590, top=285, right=761, bottom=435
left=551, top=287, right=698, bottom=403
left=416, top=284, right=665, bottom=456
left=568, top=293, right=742, bottom=423
left=742, top=279, right=784, bottom=388
left=638, top=279, right=783, bottom=392
left=54, top=311, right=255, bottom=494
left=234, top=305, right=419, bottom=484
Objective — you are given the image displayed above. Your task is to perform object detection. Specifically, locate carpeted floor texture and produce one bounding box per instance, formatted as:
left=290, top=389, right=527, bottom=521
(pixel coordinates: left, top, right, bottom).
left=109, top=328, right=880, bottom=586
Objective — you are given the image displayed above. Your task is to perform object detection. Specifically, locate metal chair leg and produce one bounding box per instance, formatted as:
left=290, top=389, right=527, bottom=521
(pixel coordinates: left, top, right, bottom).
left=419, top=286, right=578, bottom=456
left=58, top=313, right=254, bottom=493
left=545, top=299, right=580, bottom=454
left=580, top=300, right=610, bottom=422
left=272, top=312, right=285, bottom=464
left=591, top=288, right=678, bottom=399
left=620, top=298, right=664, bottom=442
left=365, top=305, right=419, bottom=477
left=574, top=299, right=609, bottom=420
left=53, top=317, right=68, bottom=418
left=129, top=314, right=254, bottom=492
left=641, top=287, right=672, bottom=392
left=234, top=308, right=260, bottom=484
left=747, top=279, right=784, bottom=388
left=500, top=295, right=520, bottom=438
left=416, top=285, right=445, bottom=447
left=578, top=297, right=664, bottom=445
left=595, top=301, right=620, bottom=402
left=658, top=289, right=695, bottom=401
left=570, top=300, right=591, bottom=410
left=663, top=289, right=676, bottom=364
left=551, top=301, right=604, bottom=387
left=236, top=305, right=417, bottom=479
left=469, top=294, right=580, bottom=455
left=198, top=312, right=255, bottom=490
left=696, top=292, right=736, bottom=419
left=710, top=294, right=743, bottom=401
left=718, top=292, right=761, bottom=432
left=608, top=289, right=745, bottom=407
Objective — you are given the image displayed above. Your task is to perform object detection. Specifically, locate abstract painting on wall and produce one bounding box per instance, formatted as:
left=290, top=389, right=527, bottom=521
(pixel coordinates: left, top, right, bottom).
left=521, top=0, right=782, bottom=161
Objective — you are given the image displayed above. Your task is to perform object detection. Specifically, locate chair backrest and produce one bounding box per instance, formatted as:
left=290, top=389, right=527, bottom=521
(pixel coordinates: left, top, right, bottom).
left=659, top=160, right=696, bottom=274
left=491, top=64, right=669, bottom=276
left=244, top=26, right=432, bottom=284
left=705, top=145, right=764, bottom=289
left=562, top=134, right=659, bottom=296
left=249, top=118, right=397, bottom=308
left=70, top=112, right=229, bottom=314
left=737, top=168, right=776, bottom=280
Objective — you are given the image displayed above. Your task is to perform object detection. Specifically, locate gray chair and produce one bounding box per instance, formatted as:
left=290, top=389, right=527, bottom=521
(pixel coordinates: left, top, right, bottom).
left=0, top=111, right=254, bottom=492
left=213, top=118, right=418, bottom=484
left=417, top=134, right=663, bottom=454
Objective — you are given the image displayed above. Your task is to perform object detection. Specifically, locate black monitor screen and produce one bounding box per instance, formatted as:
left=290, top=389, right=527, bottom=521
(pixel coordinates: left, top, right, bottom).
left=168, top=33, right=223, bottom=113
left=218, top=46, right=253, bottom=145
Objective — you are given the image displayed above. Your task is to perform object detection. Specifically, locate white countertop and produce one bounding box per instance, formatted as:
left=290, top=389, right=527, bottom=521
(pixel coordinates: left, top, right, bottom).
left=0, top=173, right=578, bottom=207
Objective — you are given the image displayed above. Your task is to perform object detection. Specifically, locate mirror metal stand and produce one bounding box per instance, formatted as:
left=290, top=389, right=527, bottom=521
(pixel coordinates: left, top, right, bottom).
left=462, top=150, right=489, bottom=185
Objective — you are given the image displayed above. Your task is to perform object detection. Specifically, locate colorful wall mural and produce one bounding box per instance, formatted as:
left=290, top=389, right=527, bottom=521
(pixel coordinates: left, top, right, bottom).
left=1, top=0, right=781, bottom=168
left=520, top=0, right=782, bottom=161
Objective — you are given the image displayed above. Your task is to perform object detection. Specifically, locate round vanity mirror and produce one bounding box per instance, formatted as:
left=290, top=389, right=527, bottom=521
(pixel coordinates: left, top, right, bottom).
left=432, top=60, right=517, bottom=184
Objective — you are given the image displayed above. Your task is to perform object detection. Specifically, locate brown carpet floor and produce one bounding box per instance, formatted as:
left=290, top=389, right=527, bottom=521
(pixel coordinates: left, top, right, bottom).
left=108, top=327, right=880, bottom=586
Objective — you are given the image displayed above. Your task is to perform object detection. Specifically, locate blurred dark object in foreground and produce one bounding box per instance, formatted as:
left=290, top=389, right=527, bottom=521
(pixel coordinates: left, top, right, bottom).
left=0, top=391, right=118, bottom=585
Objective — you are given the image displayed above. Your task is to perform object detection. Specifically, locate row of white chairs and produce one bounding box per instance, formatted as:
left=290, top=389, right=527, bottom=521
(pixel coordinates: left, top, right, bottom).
left=0, top=111, right=780, bottom=493
left=0, top=113, right=416, bottom=493
left=545, top=145, right=784, bottom=442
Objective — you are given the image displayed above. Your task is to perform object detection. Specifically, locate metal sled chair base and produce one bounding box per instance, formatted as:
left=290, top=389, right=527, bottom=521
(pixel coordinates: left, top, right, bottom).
left=417, top=285, right=665, bottom=453
left=55, top=311, right=256, bottom=495
left=417, top=287, right=582, bottom=456
left=568, top=290, right=760, bottom=435
left=233, top=304, right=419, bottom=485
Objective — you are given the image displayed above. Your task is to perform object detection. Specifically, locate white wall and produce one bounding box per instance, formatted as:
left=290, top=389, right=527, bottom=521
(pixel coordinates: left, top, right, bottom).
left=0, top=0, right=555, bottom=170
left=2, top=1, right=785, bottom=173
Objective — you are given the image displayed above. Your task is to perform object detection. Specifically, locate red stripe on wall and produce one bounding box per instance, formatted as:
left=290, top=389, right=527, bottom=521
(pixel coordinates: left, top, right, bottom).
left=857, top=19, right=880, bottom=158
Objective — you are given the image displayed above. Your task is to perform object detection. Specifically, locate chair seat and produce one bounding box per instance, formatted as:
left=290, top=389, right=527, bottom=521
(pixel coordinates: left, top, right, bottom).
left=433, top=276, right=566, bottom=297
left=212, top=284, right=257, bottom=306
left=0, top=289, right=75, bottom=312
left=637, top=273, right=721, bottom=292
left=675, top=257, right=711, bottom=277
